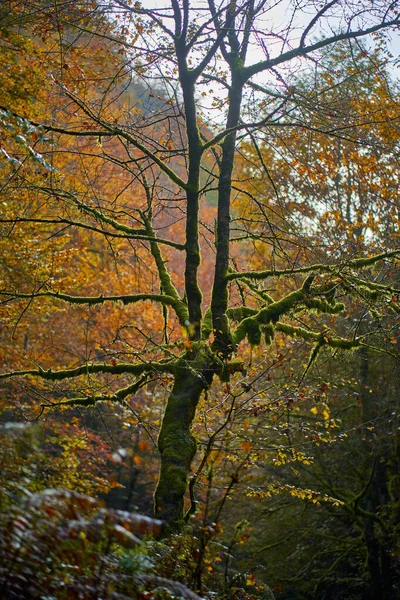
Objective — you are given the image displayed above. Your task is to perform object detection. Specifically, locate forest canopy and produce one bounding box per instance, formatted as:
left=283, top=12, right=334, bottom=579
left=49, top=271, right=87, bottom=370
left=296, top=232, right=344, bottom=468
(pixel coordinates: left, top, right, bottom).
left=1, top=1, right=400, bottom=598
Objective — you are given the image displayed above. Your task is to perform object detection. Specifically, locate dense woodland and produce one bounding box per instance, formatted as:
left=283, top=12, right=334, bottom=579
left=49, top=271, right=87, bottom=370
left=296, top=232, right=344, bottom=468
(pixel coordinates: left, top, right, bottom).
left=1, top=1, right=400, bottom=598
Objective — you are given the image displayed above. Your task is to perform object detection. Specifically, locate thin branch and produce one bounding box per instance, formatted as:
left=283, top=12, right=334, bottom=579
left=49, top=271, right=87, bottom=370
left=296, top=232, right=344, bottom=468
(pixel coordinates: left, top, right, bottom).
left=245, top=15, right=400, bottom=79
left=0, top=217, right=185, bottom=250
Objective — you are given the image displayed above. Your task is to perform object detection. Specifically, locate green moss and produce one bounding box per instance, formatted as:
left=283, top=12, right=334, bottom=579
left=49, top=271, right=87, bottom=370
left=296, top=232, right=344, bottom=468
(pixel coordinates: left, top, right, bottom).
left=231, top=276, right=343, bottom=343
left=275, top=322, right=361, bottom=350
left=143, top=216, right=189, bottom=326
left=276, top=322, right=318, bottom=342
left=358, top=286, right=381, bottom=301
left=201, top=308, right=213, bottom=340
left=369, top=307, right=382, bottom=320
left=226, top=306, right=257, bottom=321
left=263, top=323, right=275, bottom=345
left=247, top=319, right=262, bottom=345
left=351, top=249, right=400, bottom=268
left=303, top=298, right=345, bottom=314
left=258, top=289, right=306, bottom=324
left=233, top=316, right=262, bottom=346
left=325, top=286, right=337, bottom=304
left=154, top=342, right=217, bottom=528
left=329, top=337, right=360, bottom=350
left=155, top=377, right=202, bottom=527
left=301, top=342, right=322, bottom=380
left=53, top=397, right=97, bottom=408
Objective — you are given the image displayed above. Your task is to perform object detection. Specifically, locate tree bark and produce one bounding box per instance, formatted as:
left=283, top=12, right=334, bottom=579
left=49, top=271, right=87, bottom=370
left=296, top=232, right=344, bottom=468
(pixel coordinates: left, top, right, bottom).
left=211, top=70, right=244, bottom=358
left=154, top=343, right=215, bottom=529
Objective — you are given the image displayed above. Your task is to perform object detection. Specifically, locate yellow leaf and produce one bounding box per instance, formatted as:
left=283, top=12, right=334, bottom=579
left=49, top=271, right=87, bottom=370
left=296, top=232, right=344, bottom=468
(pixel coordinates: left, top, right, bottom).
left=322, top=408, right=330, bottom=420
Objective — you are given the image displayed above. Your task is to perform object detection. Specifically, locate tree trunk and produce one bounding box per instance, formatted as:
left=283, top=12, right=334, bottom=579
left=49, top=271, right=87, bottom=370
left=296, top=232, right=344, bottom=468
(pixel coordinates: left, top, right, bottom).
left=154, top=343, right=215, bottom=529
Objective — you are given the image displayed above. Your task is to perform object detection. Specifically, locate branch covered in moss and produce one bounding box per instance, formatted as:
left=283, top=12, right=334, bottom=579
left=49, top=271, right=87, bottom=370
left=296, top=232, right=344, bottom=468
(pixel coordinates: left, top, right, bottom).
left=0, top=290, right=183, bottom=310
left=37, top=377, right=149, bottom=413
left=201, top=308, right=213, bottom=340
left=140, top=211, right=189, bottom=327
left=301, top=298, right=345, bottom=314
left=226, top=249, right=400, bottom=281
left=275, top=322, right=361, bottom=350
left=240, top=277, right=275, bottom=304
left=344, top=274, right=400, bottom=304
left=0, top=360, right=177, bottom=382
left=233, top=276, right=315, bottom=345
left=226, top=306, right=258, bottom=321
left=300, top=342, right=323, bottom=382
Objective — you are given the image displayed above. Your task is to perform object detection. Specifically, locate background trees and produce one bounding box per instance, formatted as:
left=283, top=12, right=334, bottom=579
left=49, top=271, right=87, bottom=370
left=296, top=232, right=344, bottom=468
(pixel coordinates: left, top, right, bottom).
left=224, top=42, right=400, bottom=599
left=1, top=0, right=400, bottom=597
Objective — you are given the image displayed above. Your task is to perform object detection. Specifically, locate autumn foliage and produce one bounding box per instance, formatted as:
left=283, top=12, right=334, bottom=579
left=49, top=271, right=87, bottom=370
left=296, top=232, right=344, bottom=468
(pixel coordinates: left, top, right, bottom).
left=1, top=1, right=400, bottom=598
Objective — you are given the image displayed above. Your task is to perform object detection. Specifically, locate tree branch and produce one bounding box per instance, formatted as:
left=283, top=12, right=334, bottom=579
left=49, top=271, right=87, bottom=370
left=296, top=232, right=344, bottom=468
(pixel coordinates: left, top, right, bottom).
left=226, top=249, right=400, bottom=281
left=0, top=290, right=182, bottom=309
left=245, top=15, right=400, bottom=79
left=0, top=217, right=185, bottom=250
left=0, top=360, right=177, bottom=382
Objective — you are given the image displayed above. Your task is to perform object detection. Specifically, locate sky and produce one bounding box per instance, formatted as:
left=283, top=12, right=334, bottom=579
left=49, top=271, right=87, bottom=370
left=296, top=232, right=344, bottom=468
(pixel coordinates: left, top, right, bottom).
left=135, top=0, right=400, bottom=67
left=129, top=0, right=400, bottom=122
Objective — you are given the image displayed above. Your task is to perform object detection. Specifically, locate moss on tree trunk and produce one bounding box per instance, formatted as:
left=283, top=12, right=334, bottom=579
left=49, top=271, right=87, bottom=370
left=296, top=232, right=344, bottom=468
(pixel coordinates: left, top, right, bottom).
left=154, top=343, right=215, bottom=530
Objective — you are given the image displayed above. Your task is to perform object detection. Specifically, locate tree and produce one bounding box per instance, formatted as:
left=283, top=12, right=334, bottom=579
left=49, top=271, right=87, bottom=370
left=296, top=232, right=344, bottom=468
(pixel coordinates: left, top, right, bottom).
left=1, top=0, right=400, bottom=531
